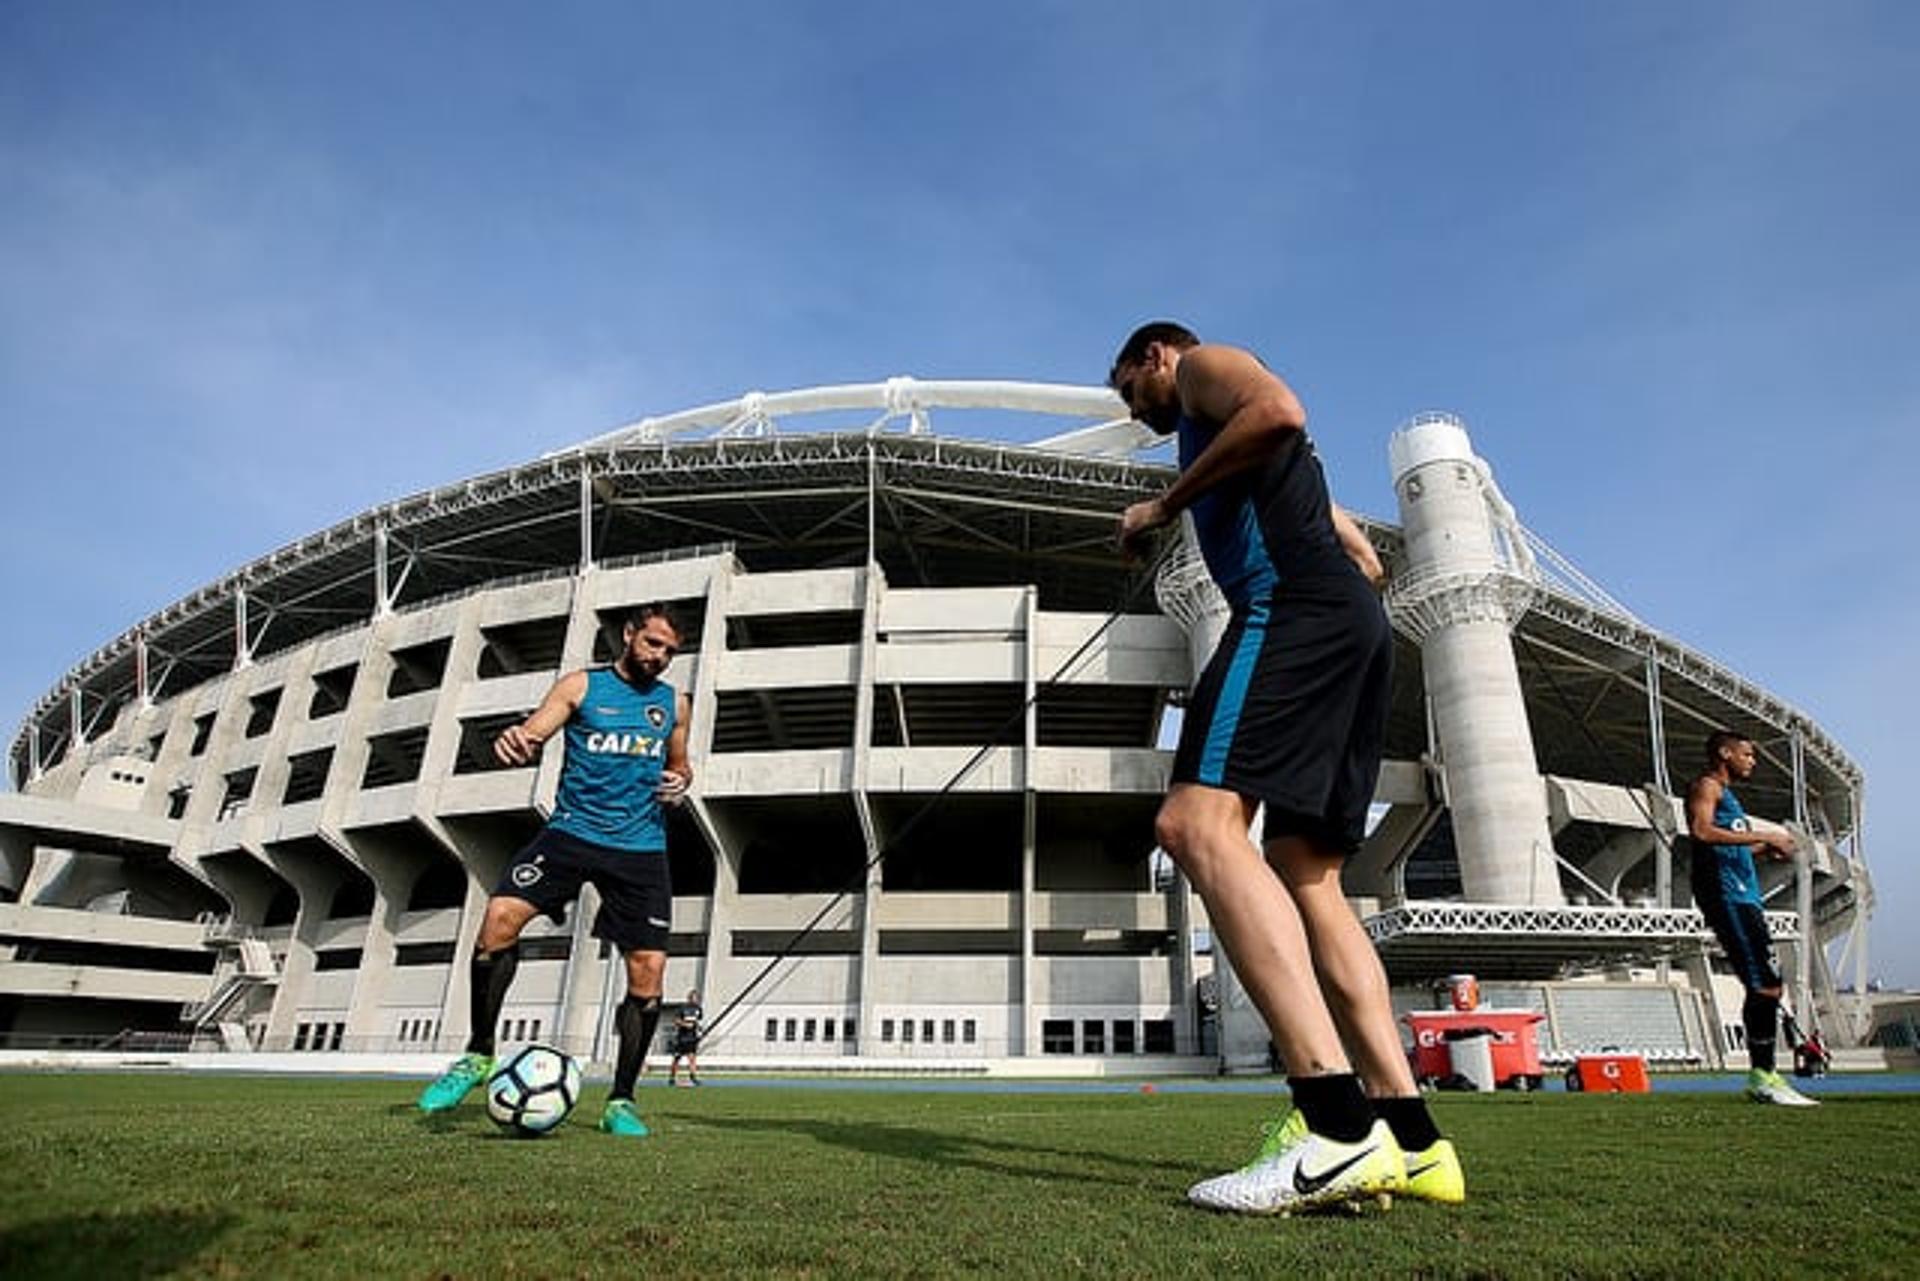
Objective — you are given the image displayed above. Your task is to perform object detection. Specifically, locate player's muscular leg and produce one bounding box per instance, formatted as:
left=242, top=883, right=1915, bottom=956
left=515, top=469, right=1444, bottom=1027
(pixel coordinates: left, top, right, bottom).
left=1269, top=834, right=1417, bottom=1097
left=623, top=947, right=667, bottom=999
left=1155, top=783, right=1349, bottom=1075
left=477, top=895, right=540, bottom=953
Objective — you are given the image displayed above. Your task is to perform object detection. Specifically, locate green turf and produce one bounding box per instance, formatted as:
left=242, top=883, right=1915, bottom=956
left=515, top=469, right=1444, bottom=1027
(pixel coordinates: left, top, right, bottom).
left=0, top=1074, right=1913, bottom=1279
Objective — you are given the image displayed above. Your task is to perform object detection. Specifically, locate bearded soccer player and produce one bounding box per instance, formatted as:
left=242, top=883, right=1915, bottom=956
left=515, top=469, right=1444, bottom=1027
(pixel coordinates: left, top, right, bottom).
left=418, top=603, right=692, bottom=1136
left=1111, top=321, right=1460, bottom=1214
left=1686, top=730, right=1817, bottom=1107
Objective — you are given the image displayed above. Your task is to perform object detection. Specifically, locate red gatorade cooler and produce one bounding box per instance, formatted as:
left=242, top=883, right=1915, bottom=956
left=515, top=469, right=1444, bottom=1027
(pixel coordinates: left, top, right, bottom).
left=1565, top=1054, right=1651, bottom=1093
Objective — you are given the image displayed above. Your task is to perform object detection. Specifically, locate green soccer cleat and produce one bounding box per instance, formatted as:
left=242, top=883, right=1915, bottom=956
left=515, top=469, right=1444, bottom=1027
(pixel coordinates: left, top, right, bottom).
left=417, top=1052, right=493, bottom=1113
left=1747, top=1069, right=1819, bottom=1107
left=599, top=1098, right=651, bottom=1137
left=1187, top=1110, right=1406, bottom=1215
left=1402, top=1138, right=1467, bottom=1204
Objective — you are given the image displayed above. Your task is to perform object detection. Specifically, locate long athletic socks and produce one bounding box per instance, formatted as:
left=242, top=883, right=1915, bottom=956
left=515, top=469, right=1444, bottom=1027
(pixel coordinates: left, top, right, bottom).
left=1744, top=990, right=1780, bottom=1073
left=612, top=994, right=663, bottom=1100
left=465, top=944, right=521, bottom=1056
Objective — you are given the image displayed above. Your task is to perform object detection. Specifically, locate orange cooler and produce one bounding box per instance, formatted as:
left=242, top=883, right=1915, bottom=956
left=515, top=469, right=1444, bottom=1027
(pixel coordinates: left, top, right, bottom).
left=1566, top=1054, right=1651, bottom=1093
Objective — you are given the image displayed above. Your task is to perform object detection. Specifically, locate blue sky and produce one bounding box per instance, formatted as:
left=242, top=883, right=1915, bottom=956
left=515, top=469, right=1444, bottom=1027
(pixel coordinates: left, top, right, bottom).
left=3, top=3, right=1915, bottom=983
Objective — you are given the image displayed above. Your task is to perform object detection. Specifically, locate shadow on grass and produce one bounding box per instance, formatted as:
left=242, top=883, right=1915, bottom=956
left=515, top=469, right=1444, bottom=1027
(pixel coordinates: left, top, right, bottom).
left=680, top=1112, right=1189, bottom=1187
left=0, top=1209, right=234, bottom=1280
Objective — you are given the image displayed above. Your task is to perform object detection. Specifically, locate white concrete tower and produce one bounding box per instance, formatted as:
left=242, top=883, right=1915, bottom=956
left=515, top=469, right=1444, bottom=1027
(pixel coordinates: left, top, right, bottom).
left=1387, top=413, right=1563, bottom=906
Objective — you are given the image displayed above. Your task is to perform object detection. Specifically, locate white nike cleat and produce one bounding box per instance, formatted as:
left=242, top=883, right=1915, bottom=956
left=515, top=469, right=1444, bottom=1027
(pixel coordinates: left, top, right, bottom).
left=1747, top=1069, right=1819, bottom=1107
left=1188, top=1115, right=1407, bottom=1215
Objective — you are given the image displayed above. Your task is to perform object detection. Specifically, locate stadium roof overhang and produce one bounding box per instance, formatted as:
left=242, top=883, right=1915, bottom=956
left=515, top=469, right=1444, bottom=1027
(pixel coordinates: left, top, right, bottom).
left=10, top=378, right=1863, bottom=835
left=1367, top=901, right=1802, bottom=982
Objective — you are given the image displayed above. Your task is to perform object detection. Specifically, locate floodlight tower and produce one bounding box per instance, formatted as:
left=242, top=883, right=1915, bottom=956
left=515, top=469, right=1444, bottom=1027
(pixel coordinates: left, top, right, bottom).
left=1387, top=413, right=1563, bottom=906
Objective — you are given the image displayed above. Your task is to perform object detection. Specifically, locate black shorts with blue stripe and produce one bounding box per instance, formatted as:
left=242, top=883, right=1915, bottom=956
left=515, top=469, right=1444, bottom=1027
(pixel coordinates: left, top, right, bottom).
left=1690, top=843, right=1782, bottom=991
left=1171, top=573, right=1391, bottom=854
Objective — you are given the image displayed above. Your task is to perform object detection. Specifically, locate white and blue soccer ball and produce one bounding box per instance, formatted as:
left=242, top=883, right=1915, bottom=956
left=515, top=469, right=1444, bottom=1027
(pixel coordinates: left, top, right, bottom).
left=486, top=1044, right=583, bottom=1136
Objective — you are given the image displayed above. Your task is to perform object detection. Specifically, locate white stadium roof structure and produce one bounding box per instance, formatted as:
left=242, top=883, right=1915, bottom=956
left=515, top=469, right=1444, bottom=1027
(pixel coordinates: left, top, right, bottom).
left=1, top=379, right=1873, bottom=1064
left=12, top=377, right=1860, bottom=817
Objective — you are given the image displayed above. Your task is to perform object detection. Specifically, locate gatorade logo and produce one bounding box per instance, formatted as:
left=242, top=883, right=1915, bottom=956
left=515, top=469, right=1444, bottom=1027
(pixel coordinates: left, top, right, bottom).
left=511, top=864, right=543, bottom=888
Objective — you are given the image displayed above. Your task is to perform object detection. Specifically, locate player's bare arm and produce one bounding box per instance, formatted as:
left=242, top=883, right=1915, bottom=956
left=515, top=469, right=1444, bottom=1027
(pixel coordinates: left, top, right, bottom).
left=1686, top=775, right=1794, bottom=855
left=657, top=690, right=694, bottom=804
left=494, top=670, right=589, bottom=766
left=1331, top=503, right=1385, bottom=587
left=1117, top=345, right=1306, bottom=553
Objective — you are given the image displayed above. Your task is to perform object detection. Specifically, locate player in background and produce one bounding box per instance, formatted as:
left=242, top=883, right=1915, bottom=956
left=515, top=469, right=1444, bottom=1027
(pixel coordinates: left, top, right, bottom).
left=1686, top=730, right=1818, bottom=1107
left=1111, top=322, right=1459, bottom=1214
left=418, top=604, right=693, bottom=1136
left=667, top=988, right=703, bottom=1087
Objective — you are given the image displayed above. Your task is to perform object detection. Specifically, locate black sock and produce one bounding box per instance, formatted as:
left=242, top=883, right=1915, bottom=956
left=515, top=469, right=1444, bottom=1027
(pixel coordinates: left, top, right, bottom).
left=612, top=994, right=662, bottom=1100
left=1375, top=1096, right=1443, bottom=1152
left=1744, top=991, right=1779, bottom=1073
left=465, top=944, right=520, bottom=1056
left=1287, top=1074, right=1374, bottom=1143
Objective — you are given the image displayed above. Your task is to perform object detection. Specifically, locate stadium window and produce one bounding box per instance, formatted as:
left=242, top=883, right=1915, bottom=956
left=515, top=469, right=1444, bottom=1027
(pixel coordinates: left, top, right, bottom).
left=294, top=1023, right=309, bottom=1051
left=765, top=1019, right=778, bottom=1043
left=942, top=1019, right=955, bottom=1044
left=963, top=1019, right=976, bottom=1045
left=309, top=663, right=357, bottom=719
left=530, top=1020, right=540, bottom=1040
left=188, top=711, right=216, bottom=757
left=244, top=688, right=281, bottom=738
left=784, top=1018, right=797, bottom=1042
left=331, top=1023, right=345, bottom=1051
left=1082, top=1020, right=1105, bottom=1054
left=1143, top=1020, right=1175, bottom=1054
left=1113, top=1021, right=1136, bottom=1054
left=922, top=1019, right=934, bottom=1044
left=804, top=1019, right=816, bottom=1042
left=902, top=1020, right=914, bottom=1044
left=167, top=786, right=191, bottom=820
left=822, top=1019, right=835, bottom=1043
left=881, top=1019, right=895, bottom=1043
left=1042, top=1020, right=1074, bottom=1054
left=843, top=1018, right=857, bottom=1044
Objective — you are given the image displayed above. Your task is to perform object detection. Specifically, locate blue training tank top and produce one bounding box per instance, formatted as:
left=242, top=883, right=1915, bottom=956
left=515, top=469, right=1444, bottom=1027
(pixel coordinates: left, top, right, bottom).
left=548, top=667, right=678, bottom=852
left=1710, top=786, right=1764, bottom=907
left=1176, top=415, right=1357, bottom=612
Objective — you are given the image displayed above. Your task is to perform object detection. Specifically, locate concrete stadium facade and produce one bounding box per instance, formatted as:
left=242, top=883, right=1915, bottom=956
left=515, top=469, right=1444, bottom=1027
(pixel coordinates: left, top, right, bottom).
left=0, top=381, right=1875, bottom=1072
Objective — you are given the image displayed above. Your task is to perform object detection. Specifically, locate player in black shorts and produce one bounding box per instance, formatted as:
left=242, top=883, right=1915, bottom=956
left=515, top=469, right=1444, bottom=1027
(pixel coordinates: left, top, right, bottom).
left=418, top=604, right=693, bottom=1136
left=1113, top=322, right=1458, bottom=1213
left=668, top=988, right=703, bottom=1087
left=1686, top=730, right=1816, bottom=1106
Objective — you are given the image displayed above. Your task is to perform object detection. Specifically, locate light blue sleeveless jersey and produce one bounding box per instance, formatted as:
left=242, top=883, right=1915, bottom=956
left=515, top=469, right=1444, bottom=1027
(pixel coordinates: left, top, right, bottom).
left=548, top=668, right=678, bottom=852
left=1710, top=786, right=1764, bottom=907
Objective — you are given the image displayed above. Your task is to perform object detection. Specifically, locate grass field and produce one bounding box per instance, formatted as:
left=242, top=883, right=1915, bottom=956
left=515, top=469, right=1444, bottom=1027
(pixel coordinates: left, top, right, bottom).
left=1, top=1073, right=1914, bottom=1279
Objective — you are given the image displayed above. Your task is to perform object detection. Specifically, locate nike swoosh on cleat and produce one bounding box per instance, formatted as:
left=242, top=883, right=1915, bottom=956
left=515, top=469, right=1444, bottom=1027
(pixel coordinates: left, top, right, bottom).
left=1293, top=1145, right=1378, bottom=1195
left=1405, top=1160, right=1442, bottom=1179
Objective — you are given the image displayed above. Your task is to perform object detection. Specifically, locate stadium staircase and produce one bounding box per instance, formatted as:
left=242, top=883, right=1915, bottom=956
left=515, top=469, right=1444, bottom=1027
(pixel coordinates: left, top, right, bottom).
left=181, top=916, right=279, bottom=1049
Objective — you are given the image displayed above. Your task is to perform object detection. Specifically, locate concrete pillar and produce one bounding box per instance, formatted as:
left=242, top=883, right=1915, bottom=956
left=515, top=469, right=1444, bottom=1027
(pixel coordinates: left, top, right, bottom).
left=846, top=560, right=887, bottom=1055
left=1387, top=414, right=1562, bottom=906
left=1018, top=585, right=1038, bottom=1059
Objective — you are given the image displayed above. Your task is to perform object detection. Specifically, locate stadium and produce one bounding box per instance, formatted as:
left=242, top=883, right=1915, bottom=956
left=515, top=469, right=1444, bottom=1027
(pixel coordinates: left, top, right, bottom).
left=0, top=380, right=1876, bottom=1075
